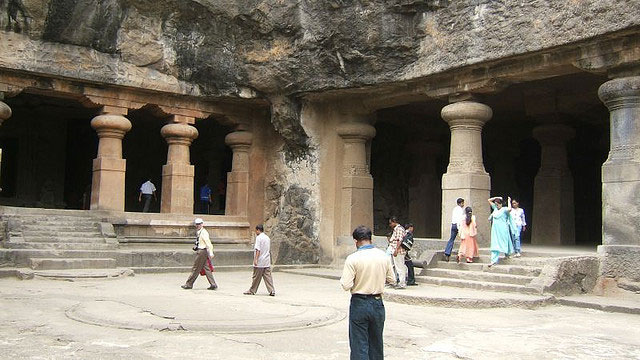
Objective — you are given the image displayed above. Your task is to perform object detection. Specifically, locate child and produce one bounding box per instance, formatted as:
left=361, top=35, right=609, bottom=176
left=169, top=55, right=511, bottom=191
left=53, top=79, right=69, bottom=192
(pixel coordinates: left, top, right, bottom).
left=457, top=207, right=479, bottom=263
left=403, top=223, right=417, bottom=286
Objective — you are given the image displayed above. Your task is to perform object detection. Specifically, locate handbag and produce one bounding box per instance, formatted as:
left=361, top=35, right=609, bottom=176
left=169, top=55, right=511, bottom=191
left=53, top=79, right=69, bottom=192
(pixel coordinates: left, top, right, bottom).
left=199, top=257, right=214, bottom=276
left=401, top=233, right=414, bottom=251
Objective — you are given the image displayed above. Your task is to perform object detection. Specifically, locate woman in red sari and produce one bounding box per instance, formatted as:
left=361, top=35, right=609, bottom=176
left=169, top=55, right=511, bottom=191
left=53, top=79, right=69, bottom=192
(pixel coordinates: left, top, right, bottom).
left=457, top=207, right=479, bottom=263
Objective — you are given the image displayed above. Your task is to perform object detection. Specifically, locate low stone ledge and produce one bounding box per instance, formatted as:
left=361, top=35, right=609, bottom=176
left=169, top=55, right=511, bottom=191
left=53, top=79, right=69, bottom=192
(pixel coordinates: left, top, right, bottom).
left=528, top=255, right=600, bottom=296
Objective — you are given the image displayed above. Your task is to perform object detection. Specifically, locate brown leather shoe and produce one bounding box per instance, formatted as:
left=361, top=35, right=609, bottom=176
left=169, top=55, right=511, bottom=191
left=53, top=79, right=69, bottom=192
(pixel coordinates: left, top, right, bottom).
left=181, top=285, right=192, bottom=289
left=243, top=291, right=254, bottom=295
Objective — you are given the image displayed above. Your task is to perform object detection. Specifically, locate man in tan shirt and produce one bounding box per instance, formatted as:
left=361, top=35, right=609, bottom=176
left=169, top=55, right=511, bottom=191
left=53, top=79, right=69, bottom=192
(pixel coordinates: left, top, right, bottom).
left=181, top=218, right=217, bottom=290
left=340, top=225, right=395, bottom=360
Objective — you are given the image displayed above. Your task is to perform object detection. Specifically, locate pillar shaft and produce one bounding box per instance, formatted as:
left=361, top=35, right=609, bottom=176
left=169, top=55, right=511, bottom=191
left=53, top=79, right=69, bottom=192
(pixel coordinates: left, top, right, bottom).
left=90, top=113, right=132, bottom=211
left=160, top=123, right=198, bottom=214
left=531, top=124, right=575, bottom=245
left=441, top=101, right=492, bottom=245
left=337, top=121, right=376, bottom=236
left=225, top=131, right=252, bottom=216
left=597, top=76, right=640, bottom=281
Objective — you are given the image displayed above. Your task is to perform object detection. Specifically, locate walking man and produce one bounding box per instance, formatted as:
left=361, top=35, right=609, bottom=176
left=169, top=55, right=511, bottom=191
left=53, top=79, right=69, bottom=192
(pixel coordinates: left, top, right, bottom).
left=181, top=218, right=218, bottom=290
left=340, top=225, right=395, bottom=360
left=199, top=183, right=212, bottom=214
left=443, top=198, right=465, bottom=261
left=388, top=216, right=408, bottom=289
left=138, top=179, right=156, bottom=213
left=243, top=224, right=275, bottom=296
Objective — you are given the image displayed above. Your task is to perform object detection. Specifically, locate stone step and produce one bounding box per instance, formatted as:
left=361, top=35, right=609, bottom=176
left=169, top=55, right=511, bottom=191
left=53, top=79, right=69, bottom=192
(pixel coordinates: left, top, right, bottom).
left=119, top=237, right=246, bottom=245
left=19, top=236, right=106, bottom=243
left=424, top=268, right=534, bottom=286
left=22, top=231, right=102, bottom=237
left=28, top=257, right=117, bottom=270
left=20, top=224, right=99, bottom=231
left=434, top=261, right=543, bottom=277
left=20, top=268, right=134, bottom=280
left=476, top=249, right=591, bottom=258
left=2, top=242, right=117, bottom=250
left=416, top=276, right=540, bottom=295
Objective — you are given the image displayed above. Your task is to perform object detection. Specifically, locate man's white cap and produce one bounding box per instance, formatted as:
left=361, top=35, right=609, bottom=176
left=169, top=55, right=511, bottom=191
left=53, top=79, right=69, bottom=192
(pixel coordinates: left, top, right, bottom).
left=194, top=218, right=204, bottom=224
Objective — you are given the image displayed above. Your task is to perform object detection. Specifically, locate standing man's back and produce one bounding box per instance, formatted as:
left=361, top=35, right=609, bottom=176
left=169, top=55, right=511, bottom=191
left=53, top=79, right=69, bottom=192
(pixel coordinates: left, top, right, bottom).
left=340, top=225, right=395, bottom=360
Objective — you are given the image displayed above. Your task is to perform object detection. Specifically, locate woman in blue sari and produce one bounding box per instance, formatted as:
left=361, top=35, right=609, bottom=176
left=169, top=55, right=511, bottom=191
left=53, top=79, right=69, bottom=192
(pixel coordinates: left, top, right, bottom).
left=487, top=196, right=515, bottom=266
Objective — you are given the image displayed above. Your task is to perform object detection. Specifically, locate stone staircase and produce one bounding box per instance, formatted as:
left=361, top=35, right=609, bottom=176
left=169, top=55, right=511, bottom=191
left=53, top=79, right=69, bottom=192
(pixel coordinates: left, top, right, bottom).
left=417, top=248, right=595, bottom=295
left=0, top=207, right=255, bottom=279
left=1, top=211, right=119, bottom=272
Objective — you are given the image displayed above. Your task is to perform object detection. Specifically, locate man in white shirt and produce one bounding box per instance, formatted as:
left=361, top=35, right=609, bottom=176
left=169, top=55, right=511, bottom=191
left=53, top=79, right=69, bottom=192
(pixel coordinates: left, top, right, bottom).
left=443, top=198, right=465, bottom=261
left=181, top=218, right=217, bottom=290
left=340, top=225, right=395, bottom=360
left=388, top=216, right=408, bottom=289
left=243, top=224, right=275, bottom=296
left=138, top=179, right=156, bottom=213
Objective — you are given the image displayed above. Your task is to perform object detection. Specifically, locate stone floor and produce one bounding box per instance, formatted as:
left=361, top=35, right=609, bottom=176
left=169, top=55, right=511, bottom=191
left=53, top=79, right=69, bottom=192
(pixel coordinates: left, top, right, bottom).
left=1, top=271, right=640, bottom=359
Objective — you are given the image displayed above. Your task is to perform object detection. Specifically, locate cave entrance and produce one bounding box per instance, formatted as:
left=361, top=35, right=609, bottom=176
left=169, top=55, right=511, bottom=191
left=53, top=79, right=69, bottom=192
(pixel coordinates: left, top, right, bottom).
left=370, top=100, right=449, bottom=238
left=0, top=92, right=98, bottom=210
left=191, top=117, right=232, bottom=215
left=482, top=72, right=608, bottom=247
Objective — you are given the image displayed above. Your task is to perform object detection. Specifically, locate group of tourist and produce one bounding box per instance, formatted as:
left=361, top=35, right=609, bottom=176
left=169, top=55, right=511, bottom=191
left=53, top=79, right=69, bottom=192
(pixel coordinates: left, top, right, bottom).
left=385, top=216, right=417, bottom=289
left=444, top=196, right=527, bottom=267
left=340, top=197, right=528, bottom=359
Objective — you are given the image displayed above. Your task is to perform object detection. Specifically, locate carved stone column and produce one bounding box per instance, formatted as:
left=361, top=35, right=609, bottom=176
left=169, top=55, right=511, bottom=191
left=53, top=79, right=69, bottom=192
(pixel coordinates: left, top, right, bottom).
left=0, top=97, right=11, bottom=125
left=225, top=130, right=253, bottom=216
left=337, top=121, right=376, bottom=236
left=597, top=76, right=640, bottom=281
left=90, top=109, right=132, bottom=211
left=160, top=122, right=198, bottom=214
left=441, top=101, right=492, bottom=245
left=531, top=124, right=576, bottom=245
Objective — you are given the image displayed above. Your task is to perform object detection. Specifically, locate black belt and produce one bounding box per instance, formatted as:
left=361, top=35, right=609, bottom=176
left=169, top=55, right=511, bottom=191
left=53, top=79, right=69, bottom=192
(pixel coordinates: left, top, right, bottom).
left=352, top=293, right=382, bottom=298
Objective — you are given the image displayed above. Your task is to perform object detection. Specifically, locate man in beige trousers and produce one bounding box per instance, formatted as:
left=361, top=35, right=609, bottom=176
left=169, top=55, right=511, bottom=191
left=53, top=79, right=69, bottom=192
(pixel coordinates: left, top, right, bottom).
left=181, top=218, right=218, bottom=290
left=244, top=224, right=275, bottom=296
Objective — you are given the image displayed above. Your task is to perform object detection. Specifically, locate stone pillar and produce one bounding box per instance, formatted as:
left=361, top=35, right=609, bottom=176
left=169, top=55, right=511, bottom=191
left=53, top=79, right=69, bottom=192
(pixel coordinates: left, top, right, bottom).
left=337, top=121, right=376, bottom=236
left=160, top=123, right=198, bottom=214
left=441, top=101, right=492, bottom=245
left=597, top=76, right=640, bottom=281
left=406, top=141, right=441, bottom=238
left=0, top=97, right=11, bottom=125
left=531, top=124, right=576, bottom=245
left=90, top=110, right=132, bottom=211
left=225, top=130, right=253, bottom=216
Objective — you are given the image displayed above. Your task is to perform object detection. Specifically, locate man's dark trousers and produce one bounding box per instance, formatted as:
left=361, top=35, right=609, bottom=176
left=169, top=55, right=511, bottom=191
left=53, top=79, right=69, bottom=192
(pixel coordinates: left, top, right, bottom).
left=405, top=259, right=416, bottom=284
left=349, top=294, right=385, bottom=360
left=142, top=194, right=152, bottom=213
left=444, top=224, right=458, bottom=256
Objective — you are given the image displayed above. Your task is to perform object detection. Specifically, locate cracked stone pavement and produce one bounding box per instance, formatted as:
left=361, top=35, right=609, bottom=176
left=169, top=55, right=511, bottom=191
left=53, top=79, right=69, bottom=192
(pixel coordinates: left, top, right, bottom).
left=0, top=271, right=639, bottom=359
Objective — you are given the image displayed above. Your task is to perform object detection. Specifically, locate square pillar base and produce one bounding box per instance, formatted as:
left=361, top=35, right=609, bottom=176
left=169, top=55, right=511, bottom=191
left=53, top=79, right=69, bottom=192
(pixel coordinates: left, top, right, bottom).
left=602, top=162, right=640, bottom=247
left=161, top=163, right=195, bottom=214
left=598, top=245, right=640, bottom=281
left=225, top=171, right=249, bottom=216
left=340, top=175, right=374, bottom=236
left=532, top=175, right=575, bottom=245
left=441, top=172, right=490, bottom=246
left=90, top=157, right=126, bottom=211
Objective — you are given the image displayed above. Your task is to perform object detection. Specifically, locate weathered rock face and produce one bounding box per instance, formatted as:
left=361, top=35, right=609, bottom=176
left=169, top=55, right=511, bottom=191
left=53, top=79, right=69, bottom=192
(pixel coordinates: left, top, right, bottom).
left=4, top=0, right=638, bottom=98
left=528, top=256, right=600, bottom=296
left=263, top=154, right=320, bottom=264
